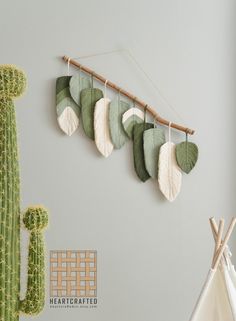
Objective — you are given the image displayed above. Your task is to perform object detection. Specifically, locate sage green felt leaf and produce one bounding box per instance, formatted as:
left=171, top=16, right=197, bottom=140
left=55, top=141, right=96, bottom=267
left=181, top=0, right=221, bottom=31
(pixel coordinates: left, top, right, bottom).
left=56, top=77, right=80, bottom=135
left=122, top=107, right=144, bottom=139
left=69, top=74, right=91, bottom=106
left=143, top=127, right=166, bottom=178
left=133, top=123, right=153, bottom=182
left=175, top=141, right=198, bottom=174
left=56, top=97, right=80, bottom=117
left=80, top=88, right=103, bottom=140
left=109, top=100, right=130, bottom=149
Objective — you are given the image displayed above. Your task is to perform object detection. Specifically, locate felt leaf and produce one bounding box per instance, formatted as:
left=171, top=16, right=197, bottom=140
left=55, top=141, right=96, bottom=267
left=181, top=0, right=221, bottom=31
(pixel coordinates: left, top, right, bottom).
left=56, top=96, right=79, bottom=117
left=56, top=76, right=71, bottom=94
left=122, top=108, right=144, bottom=139
left=133, top=123, right=153, bottom=182
left=56, top=76, right=80, bottom=135
left=158, top=142, right=182, bottom=202
left=175, top=141, right=198, bottom=174
left=69, top=74, right=91, bottom=106
left=143, top=127, right=166, bottom=178
left=80, top=88, right=103, bottom=140
left=94, top=98, right=114, bottom=157
left=57, top=106, right=79, bottom=136
left=109, top=99, right=130, bottom=149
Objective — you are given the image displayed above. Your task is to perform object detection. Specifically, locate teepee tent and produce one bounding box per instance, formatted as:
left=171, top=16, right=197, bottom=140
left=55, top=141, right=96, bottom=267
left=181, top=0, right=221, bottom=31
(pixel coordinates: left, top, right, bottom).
left=189, top=217, right=236, bottom=321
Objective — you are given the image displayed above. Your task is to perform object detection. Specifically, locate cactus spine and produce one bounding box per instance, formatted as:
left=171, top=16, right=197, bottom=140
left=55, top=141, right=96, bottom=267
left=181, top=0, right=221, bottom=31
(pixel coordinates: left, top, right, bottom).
left=0, top=65, right=48, bottom=321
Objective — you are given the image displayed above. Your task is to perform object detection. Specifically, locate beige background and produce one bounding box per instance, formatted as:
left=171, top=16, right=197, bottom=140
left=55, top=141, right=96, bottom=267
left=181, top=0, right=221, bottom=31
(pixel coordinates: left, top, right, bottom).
left=1, top=0, right=236, bottom=320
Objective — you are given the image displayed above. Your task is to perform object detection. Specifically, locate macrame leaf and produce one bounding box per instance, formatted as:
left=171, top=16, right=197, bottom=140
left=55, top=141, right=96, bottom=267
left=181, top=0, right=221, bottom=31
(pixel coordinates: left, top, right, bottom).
left=57, top=106, right=79, bottom=136
left=122, top=107, right=144, bottom=139
left=94, top=98, right=114, bottom=157
left=143, top=127, right=166, bottom=178
left=56, top=76, right=80, bottom=134
left=158, top=142, right=182, bottom=202
left=69, top=74, right=91, bottom=106
left=109, top=100, right=130, bottom=149
left=175, top=141, right=198, bottom=174
left=80, top=88, right=103, bottom=140
left=133, top=123, right=153, bottom=182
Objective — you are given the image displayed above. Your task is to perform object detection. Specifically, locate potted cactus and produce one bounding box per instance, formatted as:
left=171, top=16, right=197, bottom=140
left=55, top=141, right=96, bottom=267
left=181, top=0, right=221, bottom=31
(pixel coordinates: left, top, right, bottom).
left=0, top=65, right=48, bottom=321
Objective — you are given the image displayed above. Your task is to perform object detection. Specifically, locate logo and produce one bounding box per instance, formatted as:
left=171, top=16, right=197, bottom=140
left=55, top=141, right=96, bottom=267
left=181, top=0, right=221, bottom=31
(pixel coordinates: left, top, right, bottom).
left=49, top=250, right=97, bottom=308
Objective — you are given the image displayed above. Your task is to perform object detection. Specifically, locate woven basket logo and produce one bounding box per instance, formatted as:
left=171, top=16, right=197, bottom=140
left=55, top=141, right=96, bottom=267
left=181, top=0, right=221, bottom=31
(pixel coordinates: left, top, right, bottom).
left=50, top=250, right=97, bottom=297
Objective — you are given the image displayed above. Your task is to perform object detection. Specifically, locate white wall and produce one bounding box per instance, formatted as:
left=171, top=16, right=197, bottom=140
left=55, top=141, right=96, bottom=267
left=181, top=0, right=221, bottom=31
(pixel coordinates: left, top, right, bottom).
left=1, top=0, right=236, bottom=320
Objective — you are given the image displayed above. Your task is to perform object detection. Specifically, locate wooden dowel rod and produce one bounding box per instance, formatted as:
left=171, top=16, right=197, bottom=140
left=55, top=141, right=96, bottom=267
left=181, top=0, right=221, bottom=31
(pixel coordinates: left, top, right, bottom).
left=212, top=217, right=236, bottom=270
left=63, top=55, right=195, bottom=135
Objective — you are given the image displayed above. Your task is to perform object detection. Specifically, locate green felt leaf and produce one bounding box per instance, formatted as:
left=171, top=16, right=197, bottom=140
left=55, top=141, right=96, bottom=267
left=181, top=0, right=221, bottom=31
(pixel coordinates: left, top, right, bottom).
left=122, top=107, right=144, bottom=139
left=80, top=88, right=103, bottom=140
left=56, top=76, right=80, bottom=117
left=109, top=99, right=130, bottom=149
left=133, top=123, right=153, bottom=182
left=175, top=141, right=198, bottom=174
left=143, top=127, right=166, bottom=178
left=56, top=76, right=71, bottom=94
left=69, top=74, right=91, bottom=106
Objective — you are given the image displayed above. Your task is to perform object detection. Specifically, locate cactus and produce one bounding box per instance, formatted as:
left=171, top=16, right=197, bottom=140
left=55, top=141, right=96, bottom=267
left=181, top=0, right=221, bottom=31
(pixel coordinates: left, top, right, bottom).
left=0, top=65, right=48, bottom=321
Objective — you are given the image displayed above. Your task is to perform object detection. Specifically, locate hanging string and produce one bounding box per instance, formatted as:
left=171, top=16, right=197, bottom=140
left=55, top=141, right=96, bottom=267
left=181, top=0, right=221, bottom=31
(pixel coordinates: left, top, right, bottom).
left=153, top=115, right=158, bottom=128
left=144, top=104, right=147, bottom=124
left=104, top=79, right=108, bottom=99
left=168, top=121, right=172, bottom=142
left=67, top=57, right=71, bottom=76
left=68, top=49, right=187, bottom=125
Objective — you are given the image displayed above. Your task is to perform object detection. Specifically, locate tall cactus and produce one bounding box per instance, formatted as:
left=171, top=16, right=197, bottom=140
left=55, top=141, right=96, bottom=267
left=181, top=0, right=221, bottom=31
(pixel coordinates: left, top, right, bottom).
left=0, top=65, right=48, bottom=321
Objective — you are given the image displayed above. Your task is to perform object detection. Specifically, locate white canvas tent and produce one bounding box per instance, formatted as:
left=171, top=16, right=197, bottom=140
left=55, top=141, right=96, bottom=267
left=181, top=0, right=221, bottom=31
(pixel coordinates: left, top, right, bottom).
left=189, top=217, right=236, bottom=321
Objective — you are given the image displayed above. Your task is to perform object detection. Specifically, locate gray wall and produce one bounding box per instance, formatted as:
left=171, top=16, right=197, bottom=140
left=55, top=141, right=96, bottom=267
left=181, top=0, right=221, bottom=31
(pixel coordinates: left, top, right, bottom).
left=1, top=0, right=236, bottom=320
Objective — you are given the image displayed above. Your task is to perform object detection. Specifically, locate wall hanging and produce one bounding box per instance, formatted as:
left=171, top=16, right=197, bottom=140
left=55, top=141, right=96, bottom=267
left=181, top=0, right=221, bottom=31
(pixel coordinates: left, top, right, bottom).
left=189, top=217, right=236, bottom=321
left=56, top=55, right=199, bottom=202
left=0, top=65, right=48, bottom=321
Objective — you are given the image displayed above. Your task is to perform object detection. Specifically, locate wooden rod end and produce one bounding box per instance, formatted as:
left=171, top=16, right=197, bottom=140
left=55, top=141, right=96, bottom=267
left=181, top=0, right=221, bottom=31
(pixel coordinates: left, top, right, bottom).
left=63, top=55, right=69, bottom=62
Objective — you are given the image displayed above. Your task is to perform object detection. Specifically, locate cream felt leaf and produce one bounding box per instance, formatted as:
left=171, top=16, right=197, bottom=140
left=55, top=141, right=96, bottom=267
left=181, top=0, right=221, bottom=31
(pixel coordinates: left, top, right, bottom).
left=80, top=88, right=103, bottom=140
left=143, top=127, right=166, bottom=178
left=57, top=106, right=79, bottom=136
left=133, top=123, right=153, bottom=182
left=122, top=108, right=144, bottom=139
left=158, top=142, right=182, bottom=202
left=94, top=98, right=114, bottom=157
left=109, top=99, right=130, bottom=149
left=69, top=74, right=91, bottom=106
left=175, top=141, right=198, bottom=174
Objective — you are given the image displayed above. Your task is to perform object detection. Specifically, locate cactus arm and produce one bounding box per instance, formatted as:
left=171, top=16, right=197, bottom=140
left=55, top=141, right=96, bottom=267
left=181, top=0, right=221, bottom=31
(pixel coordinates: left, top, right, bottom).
left=20, top=207, right=48, bottom=315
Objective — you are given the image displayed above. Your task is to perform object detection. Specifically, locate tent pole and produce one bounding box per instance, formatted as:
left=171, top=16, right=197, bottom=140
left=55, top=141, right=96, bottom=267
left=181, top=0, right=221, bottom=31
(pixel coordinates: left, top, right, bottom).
left=211, top=219, right=224, bottom=265
left=212, top=217, right=236, bottom=270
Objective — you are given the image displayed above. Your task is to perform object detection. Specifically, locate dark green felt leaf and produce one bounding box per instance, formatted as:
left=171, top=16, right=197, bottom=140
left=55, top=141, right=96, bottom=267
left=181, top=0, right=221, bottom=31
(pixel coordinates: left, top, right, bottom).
left=133, top=123, right=153, bottom=182
left=56, top=76, right=71, bottom=94
left=80, top=88, right=103, bottom=140
left=109, top=100, right=130, bottom=149
left=175, top=141, right=198, bottom=174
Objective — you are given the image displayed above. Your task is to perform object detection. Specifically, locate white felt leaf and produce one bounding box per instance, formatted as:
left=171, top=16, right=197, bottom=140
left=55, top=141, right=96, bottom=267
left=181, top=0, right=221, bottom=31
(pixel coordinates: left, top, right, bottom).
left=122, top=107, right=144, bottom=138
left=94, top=98, right=114, bottom=157
left=143, top=128, right=166, bottom=178
left=57, top=106, right=79, bottom=136
left=158, top=142, right=182, bottom=202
